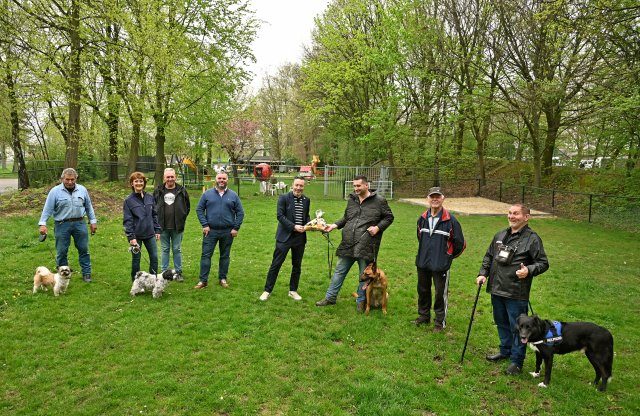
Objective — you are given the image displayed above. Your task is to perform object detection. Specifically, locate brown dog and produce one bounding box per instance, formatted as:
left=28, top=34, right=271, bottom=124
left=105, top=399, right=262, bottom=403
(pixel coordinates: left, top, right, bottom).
left=33, top=266, right=72, bottom=296
left=361, top=262, right=389, bottom=315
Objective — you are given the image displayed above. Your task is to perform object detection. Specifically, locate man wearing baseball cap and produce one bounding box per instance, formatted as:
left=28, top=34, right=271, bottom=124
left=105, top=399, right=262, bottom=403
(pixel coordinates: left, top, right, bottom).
left=413, top=187, right=466, bottom=331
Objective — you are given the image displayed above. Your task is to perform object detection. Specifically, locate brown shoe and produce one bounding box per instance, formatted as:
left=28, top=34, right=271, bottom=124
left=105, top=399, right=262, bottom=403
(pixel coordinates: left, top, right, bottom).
left=356, top=302, right=365, bottom=313
left=219, top=279, right=229, bottom=288
left=194, top=281, right=207, bottom=289
left=433, top=324, right=444, bottom=332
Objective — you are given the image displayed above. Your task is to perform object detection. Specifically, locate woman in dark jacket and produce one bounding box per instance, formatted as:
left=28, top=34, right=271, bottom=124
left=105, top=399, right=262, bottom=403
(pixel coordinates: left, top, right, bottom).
left=123, top=172, right=161, bottom=281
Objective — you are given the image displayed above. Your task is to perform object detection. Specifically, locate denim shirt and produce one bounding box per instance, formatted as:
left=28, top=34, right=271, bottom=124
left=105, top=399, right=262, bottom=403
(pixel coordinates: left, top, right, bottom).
left=38, top=183, right=97, bottom=225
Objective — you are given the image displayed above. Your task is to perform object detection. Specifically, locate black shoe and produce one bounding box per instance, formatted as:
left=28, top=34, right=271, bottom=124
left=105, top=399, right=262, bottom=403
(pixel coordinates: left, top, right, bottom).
left=356, top=302, right=365, bottom=313
left=82, top=274, right=92, bottom=283
left=411, top=317, right=430, bottom=326
left=505, top=363, right=522, bottom=375
left=315, top=298, right=336, bottom=306
left=175, top=272, right=184, bottom=282
left=486, top=353, right=509, bottom=362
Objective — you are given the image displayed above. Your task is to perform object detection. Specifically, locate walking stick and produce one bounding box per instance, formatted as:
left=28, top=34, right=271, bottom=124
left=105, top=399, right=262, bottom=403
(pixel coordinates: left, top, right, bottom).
left=460, top=283, right=483, bottom=364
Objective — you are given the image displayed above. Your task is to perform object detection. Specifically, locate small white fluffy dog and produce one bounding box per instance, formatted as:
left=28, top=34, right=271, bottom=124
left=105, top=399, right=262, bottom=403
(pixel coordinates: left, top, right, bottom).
left=130, top=269, right=178, bottom=298
left=33, top=266, right=72, bottom=296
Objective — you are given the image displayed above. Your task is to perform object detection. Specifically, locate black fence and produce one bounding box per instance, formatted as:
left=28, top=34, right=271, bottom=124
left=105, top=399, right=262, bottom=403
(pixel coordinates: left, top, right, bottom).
left=23, top=160, right=640, bottom=232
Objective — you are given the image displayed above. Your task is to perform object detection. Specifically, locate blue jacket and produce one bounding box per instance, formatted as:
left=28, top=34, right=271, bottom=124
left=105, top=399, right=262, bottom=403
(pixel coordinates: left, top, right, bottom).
left=39, top=183, right=97, bottom=225
left=415, top=207, right=466, bottom=272
left=275, top=192, right=311, bottom=244
left=123, top=192, right=161, bottom=241
left=196, top=188, right=244, bottom=230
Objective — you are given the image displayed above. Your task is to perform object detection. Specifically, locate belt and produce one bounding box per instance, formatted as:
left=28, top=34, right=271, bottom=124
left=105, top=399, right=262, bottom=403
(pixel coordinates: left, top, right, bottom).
left=58, top=217, right=85, bottom=223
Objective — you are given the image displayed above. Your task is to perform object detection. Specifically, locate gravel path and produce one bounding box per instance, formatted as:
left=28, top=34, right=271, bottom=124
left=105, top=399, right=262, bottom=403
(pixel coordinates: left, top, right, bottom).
left=0, top=178, right=18, bottom=195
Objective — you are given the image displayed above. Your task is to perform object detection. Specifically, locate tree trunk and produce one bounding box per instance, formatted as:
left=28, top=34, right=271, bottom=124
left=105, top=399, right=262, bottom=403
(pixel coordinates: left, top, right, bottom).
left=64, top=0, right=81, bottom=169
left=107, top=87, right=120, bottom=181
left=154, top=113, right=166, bottom=185
left=127, top=115, right=142, bottom=178
left=5, top=68, right=29, bottom=188
left=542, top=105, right=561, bottom=176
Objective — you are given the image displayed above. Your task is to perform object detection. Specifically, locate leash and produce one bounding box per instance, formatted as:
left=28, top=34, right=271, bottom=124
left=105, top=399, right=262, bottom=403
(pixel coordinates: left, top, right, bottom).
left=528, top=301, right=535, bottom=315
left=322, top=232, right=334, bottom=280
left=39, top=233, right=58, bottom=268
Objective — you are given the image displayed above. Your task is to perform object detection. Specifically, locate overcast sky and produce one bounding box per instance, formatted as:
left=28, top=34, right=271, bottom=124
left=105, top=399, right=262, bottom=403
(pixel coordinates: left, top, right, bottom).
left=248, top=0, right=330, bottom=91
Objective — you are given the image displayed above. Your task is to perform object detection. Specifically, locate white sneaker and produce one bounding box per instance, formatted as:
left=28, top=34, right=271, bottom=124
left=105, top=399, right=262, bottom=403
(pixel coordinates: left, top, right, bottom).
left=259, top=291, right=270, bottom=301
left=288, top=291, right=302, bottom=301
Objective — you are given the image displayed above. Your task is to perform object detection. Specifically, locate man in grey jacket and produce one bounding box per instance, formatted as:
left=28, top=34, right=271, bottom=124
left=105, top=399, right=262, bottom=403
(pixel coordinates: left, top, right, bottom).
left=316, top=175, right=394, bottom=312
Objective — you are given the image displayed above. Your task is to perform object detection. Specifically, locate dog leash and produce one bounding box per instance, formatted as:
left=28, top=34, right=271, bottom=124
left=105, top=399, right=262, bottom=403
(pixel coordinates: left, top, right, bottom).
left=39, top=233, right=58, bottom=268
left=322, top=232, right=334, bottom=280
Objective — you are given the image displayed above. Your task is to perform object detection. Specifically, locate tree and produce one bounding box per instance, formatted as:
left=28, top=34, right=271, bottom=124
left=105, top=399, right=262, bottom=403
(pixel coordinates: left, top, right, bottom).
left=218, top=113, right=259, bottom=184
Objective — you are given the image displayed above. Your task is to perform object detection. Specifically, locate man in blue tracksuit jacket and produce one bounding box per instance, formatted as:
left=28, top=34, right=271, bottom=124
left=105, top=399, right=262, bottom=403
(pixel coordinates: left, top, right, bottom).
left=414, top=187, right=466, bottom=331
left=195, top=171, right=244, bottom=289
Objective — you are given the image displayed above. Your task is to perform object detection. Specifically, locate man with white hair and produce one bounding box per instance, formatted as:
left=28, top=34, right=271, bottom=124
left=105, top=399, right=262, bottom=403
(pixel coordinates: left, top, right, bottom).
left=38, top=168, right=98, bottom=282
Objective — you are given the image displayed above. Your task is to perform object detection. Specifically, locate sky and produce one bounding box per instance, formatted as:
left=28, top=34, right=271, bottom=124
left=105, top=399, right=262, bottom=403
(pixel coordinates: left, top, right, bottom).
left=248, top=0, right=331, bottom=91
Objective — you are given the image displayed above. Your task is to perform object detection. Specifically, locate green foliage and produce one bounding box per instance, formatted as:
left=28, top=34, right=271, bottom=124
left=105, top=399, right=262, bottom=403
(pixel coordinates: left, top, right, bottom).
left=1, top=192, right=639, bottom=414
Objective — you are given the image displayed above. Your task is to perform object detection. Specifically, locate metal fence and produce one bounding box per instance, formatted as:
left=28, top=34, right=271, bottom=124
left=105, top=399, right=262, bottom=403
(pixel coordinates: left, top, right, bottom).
left=23, top=161, right=640, bottom=231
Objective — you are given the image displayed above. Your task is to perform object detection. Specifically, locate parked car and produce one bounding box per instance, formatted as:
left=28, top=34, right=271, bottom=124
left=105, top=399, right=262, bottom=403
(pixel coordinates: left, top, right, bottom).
left=579, top=159, right=594, bottom=169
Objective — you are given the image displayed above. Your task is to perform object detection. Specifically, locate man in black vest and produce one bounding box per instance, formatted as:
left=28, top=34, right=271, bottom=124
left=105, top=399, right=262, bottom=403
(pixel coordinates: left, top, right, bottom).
left=260, top=176, right=311, bottom=301
left=154, top=167, right=190, bottom=281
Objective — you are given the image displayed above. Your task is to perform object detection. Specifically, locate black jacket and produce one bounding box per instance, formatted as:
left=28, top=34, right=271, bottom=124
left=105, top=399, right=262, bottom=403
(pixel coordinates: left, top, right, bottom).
left=275, top=192, right=311, bottom=244
left=415, top=207, right=466, bottom=272
left=478, top=225, right=549, bottom=301
left=335, top=190, right=394, bottom=262
left=153, top=183, right=190, bottom=232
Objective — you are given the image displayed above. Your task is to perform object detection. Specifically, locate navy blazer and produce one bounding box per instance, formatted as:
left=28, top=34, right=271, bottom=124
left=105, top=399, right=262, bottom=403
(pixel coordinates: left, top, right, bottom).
left=275, top=192, right=311, bottom=244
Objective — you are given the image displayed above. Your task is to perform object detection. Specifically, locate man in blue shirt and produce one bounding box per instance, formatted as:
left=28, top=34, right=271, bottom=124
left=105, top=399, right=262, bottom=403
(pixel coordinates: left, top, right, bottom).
left=38, top=168, right=98, bottom=282
left=195, top=171, right=244, bottom=289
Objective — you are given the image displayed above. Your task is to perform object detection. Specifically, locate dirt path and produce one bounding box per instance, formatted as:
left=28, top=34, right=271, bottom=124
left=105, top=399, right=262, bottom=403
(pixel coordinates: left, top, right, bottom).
left=0, top=178, right=18, bottom=195
left=399, top=197, right=552, bottom=217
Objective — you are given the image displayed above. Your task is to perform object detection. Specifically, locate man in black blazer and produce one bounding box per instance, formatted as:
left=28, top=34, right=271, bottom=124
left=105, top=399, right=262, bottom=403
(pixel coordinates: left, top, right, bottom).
left=260, top=177, right=311, bottom=301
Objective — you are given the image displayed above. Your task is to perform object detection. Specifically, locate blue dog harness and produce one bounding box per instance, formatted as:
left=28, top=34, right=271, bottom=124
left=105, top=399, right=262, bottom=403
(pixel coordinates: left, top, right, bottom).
left=532, top=321, right=563, bottom=346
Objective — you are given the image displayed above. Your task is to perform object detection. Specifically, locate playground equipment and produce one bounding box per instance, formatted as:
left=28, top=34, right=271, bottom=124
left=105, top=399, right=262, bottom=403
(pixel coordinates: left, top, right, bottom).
left=253, top=163, right=273, bottom=181
left=311, top=155, right=320, bottom=175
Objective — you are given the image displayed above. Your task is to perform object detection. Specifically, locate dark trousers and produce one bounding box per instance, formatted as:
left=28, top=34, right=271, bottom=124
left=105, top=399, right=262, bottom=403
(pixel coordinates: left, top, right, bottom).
left=417, top=267, right=450, bottom=327
left=131, top=237, right=158, bottom=281
left=199, top=229, right=234, bottom=283
left=264, top=236, right=306, bottom=293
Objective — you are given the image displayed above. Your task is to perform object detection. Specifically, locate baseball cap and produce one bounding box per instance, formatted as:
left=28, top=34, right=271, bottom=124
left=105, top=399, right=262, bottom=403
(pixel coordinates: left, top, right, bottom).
left=427, top=187, right=444, bottom=196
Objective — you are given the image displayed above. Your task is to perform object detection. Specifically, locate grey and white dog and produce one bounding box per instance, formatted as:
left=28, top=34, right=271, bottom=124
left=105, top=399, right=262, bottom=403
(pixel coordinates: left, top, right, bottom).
left=130, top=269, right=179, bottom=299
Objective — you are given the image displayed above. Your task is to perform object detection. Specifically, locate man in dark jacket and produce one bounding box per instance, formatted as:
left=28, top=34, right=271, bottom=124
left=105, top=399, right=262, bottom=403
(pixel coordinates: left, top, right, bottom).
left=259, top=177, right=311, bottom=301
left=195, top=171, right=244, bottom=289
left=316, top=175, right=394, bottom=312
left=414, top=187, right=466, bottom=331
left=153, top=168, right=190, bottom=282
left=476, top=203, right=549, bottom=375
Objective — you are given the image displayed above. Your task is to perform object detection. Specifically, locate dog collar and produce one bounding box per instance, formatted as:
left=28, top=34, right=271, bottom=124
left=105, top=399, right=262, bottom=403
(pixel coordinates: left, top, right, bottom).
left=532, top=320, right=563, bottom=345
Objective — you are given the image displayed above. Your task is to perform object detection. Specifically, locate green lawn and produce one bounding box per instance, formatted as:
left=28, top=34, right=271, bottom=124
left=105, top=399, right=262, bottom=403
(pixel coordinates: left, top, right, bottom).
left=1, top=190, right=639, bottom=415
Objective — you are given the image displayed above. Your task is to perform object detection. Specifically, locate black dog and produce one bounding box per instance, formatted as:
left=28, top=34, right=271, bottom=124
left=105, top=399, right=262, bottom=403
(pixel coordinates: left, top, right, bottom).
left=516, top=314, right=613, bottom=391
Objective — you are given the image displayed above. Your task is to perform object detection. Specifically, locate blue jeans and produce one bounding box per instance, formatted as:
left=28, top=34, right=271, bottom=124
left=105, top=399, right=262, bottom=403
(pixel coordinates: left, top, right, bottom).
left=325, top=256, right=368, bottom=303
left=54, top=220, right=91, bottom=275
left=199, top=229, right=234, bottom=283
left=491, top=294, right=528, bottom=367
left=160, top=230, right=184, bottom=272
left=131, top=238, right=158, bottom=281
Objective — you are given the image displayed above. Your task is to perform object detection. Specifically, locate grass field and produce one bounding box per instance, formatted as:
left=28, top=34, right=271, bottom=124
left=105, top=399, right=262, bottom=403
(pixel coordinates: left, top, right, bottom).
left=1, top=186, right=639, bottom=415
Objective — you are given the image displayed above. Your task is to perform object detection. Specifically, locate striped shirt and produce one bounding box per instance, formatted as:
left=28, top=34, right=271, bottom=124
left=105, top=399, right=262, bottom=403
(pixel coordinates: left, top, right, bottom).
left=294, top=196, right=305, bottom=225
